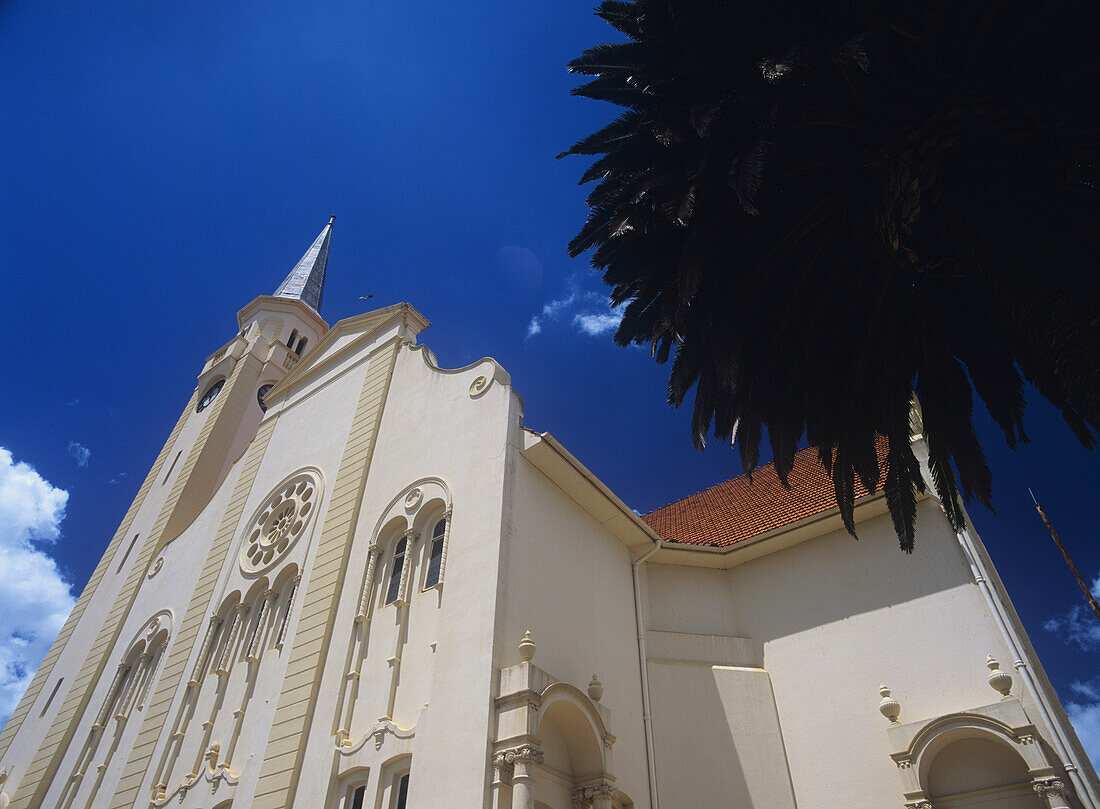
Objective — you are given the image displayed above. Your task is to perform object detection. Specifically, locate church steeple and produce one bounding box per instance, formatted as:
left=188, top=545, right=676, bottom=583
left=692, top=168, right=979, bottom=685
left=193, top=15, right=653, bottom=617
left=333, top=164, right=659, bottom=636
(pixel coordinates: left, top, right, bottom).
left=273, top=215, right=334, bottom=313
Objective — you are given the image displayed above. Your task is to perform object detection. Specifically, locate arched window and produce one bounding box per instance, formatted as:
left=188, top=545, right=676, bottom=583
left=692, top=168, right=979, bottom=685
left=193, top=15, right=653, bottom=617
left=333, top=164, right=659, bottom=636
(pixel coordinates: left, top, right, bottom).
left=287, top=329, right=298, bottom=348
left=424, top=518, right=446, bottom=589
left=295, top=336, right=308, bottom=356
left=385, top=538, right=407, bottom=605
left=257, top=384, right=274, bottom=413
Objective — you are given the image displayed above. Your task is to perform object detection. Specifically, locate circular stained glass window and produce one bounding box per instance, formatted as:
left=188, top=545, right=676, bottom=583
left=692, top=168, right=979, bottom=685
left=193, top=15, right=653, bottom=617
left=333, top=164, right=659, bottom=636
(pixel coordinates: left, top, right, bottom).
left=257, top=384, right=274, bottom=413
left=197, top=379, right=225, bottom=412
left=240, top=471, right=320, bottom=574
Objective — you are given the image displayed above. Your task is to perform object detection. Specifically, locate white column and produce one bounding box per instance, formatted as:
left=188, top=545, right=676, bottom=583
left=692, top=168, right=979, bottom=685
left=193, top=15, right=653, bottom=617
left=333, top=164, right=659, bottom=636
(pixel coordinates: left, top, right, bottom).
left=246, top=589, right=277, bottom=662
left=591, top=784, right=617, bottom=809
left=573, top=783, right=617, bottom=809
left=507, top=747, right=542, bottom=809
left=396, top=529, right=419, bottom=605
left=93, top=663, right=128, bottom=730
left=1034, top=779, right=1072, bottom=809
left=190, top=617, right=220, bottom=686
left=490, top=753, right=511, bottom=809
left=356, top=546, right=381, bottom=622
left=218, top=604, right=250, bottom=675
left=276, top=575, right=301, bottom=648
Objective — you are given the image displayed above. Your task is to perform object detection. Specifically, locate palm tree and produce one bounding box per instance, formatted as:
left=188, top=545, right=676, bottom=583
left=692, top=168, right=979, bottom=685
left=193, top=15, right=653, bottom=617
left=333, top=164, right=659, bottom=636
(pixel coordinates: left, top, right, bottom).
left=560, top=0, right=1100, bottom=550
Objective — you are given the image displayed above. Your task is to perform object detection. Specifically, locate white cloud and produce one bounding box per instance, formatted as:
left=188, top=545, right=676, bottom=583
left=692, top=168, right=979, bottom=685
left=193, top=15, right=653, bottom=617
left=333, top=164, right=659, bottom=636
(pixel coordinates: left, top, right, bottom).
left=109, top=471, right=129, bottom=485
left=1044, top=571, right=1100, bottom=650
left=1066, top=677, right=1100, bottom=770
left=66, top=398, right=80, bottom=407
left=0, top=448, right=75, bottom=724
left=574, top=308, right=625, bottom=337
left=1045, top=576, right=1100, bottom=769
left=1072, top=676, right=1100, bottom=702
left=526, top=287, right=624, bottom=340
left=542, top=292, right=579, bottom=318
left=67, top=441, right=91, bottom=468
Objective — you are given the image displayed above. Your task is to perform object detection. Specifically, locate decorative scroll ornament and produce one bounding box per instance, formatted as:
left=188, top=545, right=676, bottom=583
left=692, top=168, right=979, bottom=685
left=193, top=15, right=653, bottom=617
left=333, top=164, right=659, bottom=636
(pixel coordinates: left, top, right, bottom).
left=500, top=746, right=544, bottom=766
left=1033, top=779, right=1067, bottom=798
left=469, top=375, right=490, bottom=398
left=240, top=471, right=320, bottom=574
left=404, top=487, right=422, bottom=510
left=572, top=783, right=619, bottom=805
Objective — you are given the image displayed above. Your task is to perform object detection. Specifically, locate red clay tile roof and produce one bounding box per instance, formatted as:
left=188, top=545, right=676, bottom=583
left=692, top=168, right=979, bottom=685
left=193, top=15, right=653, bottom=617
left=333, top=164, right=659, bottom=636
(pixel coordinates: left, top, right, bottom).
left=642, top=444, right=886, bottom=547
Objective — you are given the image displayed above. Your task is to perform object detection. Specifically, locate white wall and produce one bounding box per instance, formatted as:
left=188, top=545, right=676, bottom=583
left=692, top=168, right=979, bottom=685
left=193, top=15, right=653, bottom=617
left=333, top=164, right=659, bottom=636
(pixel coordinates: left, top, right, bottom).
left=645, top=499, right=1029, bottom=809
left=496, top=455, right=651, bottom=809
left=293, top=342, right=522, bottom=809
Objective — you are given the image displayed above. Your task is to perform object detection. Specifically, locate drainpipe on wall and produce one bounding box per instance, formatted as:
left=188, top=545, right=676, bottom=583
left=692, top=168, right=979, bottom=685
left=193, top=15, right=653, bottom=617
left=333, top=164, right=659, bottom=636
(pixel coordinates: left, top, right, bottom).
left=955, top=526, right=1099, bottom=808
left=632, top=539, right=663, bottom=809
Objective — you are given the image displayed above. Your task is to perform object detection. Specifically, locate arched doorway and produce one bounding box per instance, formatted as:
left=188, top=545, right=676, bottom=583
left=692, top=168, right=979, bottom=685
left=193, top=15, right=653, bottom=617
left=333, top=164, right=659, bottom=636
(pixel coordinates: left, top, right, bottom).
left=925, top=735, right=1044, bottom=808
left=888, top=708, right=1074, bottom=809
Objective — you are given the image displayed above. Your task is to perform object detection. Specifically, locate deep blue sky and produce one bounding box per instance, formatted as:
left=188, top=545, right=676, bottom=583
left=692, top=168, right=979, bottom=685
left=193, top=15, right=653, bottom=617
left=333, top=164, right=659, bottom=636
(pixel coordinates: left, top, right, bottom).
left=1, top=0, right=1096, bottom=758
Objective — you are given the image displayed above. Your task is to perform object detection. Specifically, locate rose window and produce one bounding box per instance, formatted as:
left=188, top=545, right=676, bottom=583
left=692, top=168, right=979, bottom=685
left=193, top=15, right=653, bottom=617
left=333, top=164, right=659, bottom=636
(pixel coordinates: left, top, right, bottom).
left=240, top=472, right=319, bottom=573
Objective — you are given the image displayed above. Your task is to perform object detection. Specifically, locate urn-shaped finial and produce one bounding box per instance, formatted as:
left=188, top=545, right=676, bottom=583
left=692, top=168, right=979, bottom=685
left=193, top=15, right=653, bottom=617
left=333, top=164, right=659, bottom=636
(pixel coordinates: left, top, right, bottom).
left=518, top=630, right=536, bottom=662
left=878, top=683, right=901, bottom=723
left=588, top=674, right=604, bottom=702
left=987, top=655, right=1012, bottom=698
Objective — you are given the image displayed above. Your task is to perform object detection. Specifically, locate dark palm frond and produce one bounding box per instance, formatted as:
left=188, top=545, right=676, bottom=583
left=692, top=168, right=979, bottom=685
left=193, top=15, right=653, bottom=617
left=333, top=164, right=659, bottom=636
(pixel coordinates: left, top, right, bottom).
left=561, top=0, right=1100, bottom=550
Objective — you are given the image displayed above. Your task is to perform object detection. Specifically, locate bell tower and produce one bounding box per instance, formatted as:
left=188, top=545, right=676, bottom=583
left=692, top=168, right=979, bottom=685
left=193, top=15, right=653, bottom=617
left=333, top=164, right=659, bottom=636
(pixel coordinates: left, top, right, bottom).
left=0, top=218, right=335, bottom=809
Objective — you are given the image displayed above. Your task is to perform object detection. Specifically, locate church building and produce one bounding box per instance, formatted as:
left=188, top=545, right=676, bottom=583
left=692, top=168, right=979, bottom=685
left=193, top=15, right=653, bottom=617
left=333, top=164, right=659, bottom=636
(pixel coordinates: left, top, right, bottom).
left=0, top=219, right=1096, bottom=809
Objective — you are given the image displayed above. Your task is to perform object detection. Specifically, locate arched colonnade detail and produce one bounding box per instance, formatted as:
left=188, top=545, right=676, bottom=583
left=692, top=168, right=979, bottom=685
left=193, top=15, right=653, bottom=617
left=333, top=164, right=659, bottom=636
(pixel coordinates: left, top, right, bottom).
left=334, top=477, right=452, bottom=748
left=888, top=699, right=1073, bottom=809
left=56, top=610, right=173, bottom=809
left=492, top=645, right=625, bottom=809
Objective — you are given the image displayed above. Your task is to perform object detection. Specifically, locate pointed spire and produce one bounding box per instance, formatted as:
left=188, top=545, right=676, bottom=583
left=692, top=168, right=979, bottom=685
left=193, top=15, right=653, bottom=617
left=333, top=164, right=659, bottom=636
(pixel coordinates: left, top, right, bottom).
left=274, top=216, right=334, bottom=313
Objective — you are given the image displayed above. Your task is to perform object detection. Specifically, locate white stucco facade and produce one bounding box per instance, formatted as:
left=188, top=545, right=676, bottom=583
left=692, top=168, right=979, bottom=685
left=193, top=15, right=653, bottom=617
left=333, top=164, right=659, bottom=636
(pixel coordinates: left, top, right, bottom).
left=1, top=228, right=1097, bottom=809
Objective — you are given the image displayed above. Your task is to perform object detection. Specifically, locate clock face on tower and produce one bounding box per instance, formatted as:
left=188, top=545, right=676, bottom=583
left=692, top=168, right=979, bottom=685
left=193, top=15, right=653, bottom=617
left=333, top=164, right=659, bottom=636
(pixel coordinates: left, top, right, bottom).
left=197, top=378, right=225, bottom=412
left=257, top=383, right=274, bottom=413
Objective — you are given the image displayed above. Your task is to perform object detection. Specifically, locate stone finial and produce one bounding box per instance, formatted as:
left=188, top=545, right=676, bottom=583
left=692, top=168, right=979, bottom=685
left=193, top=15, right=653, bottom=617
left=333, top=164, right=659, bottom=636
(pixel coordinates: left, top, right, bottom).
left=588, top=674, right=604, bottom=702
left=878, top=683, right=901, bottom=723
left=518, top=631, right=536, bottom=662
left=987, top=655, right=1012, bottom=698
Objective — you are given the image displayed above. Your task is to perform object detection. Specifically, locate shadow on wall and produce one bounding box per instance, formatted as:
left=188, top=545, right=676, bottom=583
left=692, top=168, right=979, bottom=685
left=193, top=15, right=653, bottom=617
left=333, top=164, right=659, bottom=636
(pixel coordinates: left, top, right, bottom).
left=647, top=661, right=797, bottom=809
left=648, top=503, right=975, bottom=642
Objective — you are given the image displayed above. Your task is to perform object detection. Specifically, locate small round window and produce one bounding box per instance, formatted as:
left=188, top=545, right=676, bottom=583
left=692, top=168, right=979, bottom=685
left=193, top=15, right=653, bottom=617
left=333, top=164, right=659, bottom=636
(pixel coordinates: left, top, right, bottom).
left=257, top=384, right=274, bottom=413
left=197, top=379, right=225, bottom=412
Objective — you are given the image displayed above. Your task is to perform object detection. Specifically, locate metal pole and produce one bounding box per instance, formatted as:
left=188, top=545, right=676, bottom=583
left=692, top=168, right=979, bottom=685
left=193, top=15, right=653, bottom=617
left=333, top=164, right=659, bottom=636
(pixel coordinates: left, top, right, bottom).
left=1030, top=489, right=1100, bottom=624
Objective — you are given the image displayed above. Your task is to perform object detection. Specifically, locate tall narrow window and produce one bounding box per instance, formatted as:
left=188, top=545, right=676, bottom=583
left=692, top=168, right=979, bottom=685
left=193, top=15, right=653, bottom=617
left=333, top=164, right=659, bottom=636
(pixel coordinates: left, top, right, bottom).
left=117, top=534, right=139, bottom=573
left=394, top=773, right=409, bottom=809
left=385, top=538, right=407, bottom=605
left=424, top=518, right=446, bottom=589
left=40, top=678, right=64, bottom=716
left=287, top=329, right=298, bottom=348
left=295, top=336, right=307, bottom=356
left=163, top=450, right=182, bottom=484
left=349, top=785, right=366, bottom=809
